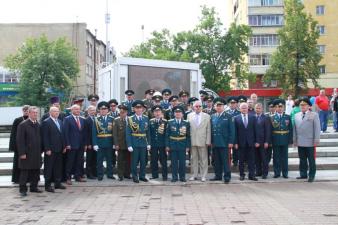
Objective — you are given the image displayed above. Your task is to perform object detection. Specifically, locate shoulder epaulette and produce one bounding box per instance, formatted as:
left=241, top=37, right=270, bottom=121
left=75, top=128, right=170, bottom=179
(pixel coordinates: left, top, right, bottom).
left=169, top=119, right=175, bottom=122
left=162, top=118, right=167, bottom=121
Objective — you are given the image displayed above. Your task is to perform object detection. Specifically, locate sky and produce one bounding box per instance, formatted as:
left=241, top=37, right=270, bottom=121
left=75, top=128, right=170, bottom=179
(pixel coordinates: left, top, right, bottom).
left=0, top=0, right=231, bottom=55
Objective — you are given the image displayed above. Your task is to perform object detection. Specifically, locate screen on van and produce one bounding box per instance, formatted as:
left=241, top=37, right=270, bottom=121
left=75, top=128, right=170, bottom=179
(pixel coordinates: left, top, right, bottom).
left=128, top=65, right=190, bottom=100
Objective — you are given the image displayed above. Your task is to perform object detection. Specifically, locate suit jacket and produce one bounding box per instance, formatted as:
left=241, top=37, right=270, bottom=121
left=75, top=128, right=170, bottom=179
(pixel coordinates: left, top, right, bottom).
left=63, top=115, right=86, bottom=149
left=255, top=114, right=271, bottom=145
left=113, top=116, right=128, bottom=150
left=41, top=117, right=65, bottom=153
left=234, top=114, right=258, bottom=147
left=9, top=116, right=28, bottom=152
left=293, top=111, right=321, bottom=147
left=85, top=116, right=95, bottom=146
left=187, top=112, right=211, bottom=147
left=16, top=119, right=42, bottom=169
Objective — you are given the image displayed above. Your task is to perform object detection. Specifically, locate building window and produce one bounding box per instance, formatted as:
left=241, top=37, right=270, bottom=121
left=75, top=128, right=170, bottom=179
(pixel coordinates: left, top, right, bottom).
left=249, top=0, right=283, bottom=7
left=319, top=65, right=326, bottom=74
left=317, top=45, right=326, bottom=54
left=317, top=25, right=325, bottom=35
left=316, top=5, right=325, bottom=15
left=249, top=34, right=280, bottom=46
left=249, top=54, right=271, bottom=66
left=249, top=15, right=284, bottom=26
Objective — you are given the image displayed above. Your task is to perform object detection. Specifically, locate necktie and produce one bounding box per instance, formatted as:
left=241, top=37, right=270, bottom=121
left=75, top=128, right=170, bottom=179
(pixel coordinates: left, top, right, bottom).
left=76, top=116, right=81, bottom=129
left=243, top=115, right=248, bottom=128
left=55, top=119, right=60, bottom=131
left=302, top=113, right=306, bottom=120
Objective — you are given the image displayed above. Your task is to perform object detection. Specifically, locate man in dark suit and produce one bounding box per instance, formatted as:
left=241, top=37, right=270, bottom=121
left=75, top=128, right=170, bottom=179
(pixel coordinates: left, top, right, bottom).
left=85, top=105, right=97, bottom=179
left=63, top=104, right=87, bottom=185
left=234, top=102, right=259, bottom=181
left=16, top=106, right=43, bottom=197
left=9, top=105, right=29, bottom=184
left=254, top=103, right=271, bottom=179
left=41, top=107, right=66, bottom=192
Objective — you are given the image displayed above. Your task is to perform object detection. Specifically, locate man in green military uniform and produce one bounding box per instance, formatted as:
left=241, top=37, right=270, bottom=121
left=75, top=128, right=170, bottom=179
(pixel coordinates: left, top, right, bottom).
left=122, top=90, right=135, bottom=116
left=265, top=100, right=275, bottom=171
left=113, top=105, right=131, bottom=181
left=149, top=105, right=168, bottom=180
left=203, top=96, right=215, bottom=116
left=164, top=95, right=180, bottom=120
left=199, top=90, right=209, bottom=109
left=108, top=99, right=119, bottom=119
left=161, top=89, right=172, bottom=110
left=143, top=89, right=155, bottom=109
left=179, top=90, right=190, bottom=112
left=126, top=100, right=151, bottom=183
left=165, top=106, right=191, bottom=182
left=271, top=99, right=293, bottom=179
left=92, top=101, right=115, bottom=181
left=210, top=97, right=235, bottom=183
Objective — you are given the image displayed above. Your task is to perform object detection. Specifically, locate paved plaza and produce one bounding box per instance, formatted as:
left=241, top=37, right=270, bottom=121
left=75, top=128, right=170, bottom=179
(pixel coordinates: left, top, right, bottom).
left=0, top=176, right=338, bottom=225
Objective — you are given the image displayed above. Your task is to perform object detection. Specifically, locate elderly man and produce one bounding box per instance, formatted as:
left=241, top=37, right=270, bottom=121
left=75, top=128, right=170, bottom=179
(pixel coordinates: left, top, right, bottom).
left=234, top=103, right=259, bottom=181
left=187, top=100, right=211, bottom=182
left=63, top=104, right=87, bottom=184
left=41, top=107, right=66, bottom=192
left=315, top=89, right=330, bottom=133
left=293, top=98, right=321, bottom=182
left=85, top=105, right=97, bottom=179
left=16, top=106, right=43, bottom=197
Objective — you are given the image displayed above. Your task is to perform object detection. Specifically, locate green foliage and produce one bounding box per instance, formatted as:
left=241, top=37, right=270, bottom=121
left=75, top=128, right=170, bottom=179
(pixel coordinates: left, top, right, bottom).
left=5, top=35, right=79, bottom=107
left=125, top=6, right=252, bottom=92
left=264, top=0, right=322, bottom=97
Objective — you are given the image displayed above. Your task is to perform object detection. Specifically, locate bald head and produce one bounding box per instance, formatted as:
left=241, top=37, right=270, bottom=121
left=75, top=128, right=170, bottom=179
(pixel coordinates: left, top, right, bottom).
left=239, top=102, right=248, bottom=114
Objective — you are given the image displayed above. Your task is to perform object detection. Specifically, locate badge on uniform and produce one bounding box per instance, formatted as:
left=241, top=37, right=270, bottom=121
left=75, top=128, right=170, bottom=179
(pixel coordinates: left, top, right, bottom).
left=158, top=123, right=165, bottom=134
left=179, top=126, right=186, bottom=136
left=285, top=119, right=290, bottom=126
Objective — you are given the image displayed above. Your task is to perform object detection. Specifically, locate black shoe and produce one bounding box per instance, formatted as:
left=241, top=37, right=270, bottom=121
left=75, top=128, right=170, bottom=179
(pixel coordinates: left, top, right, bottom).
left=180, top=179, right=186, bottom=182
left=162, top=177, right=168, bottom=181
left=124, top=175, right=132, bottom=179
left=239, top=176, right=245, bottom=181
left=118, top=177, right=123, bottom=181
left=210, top=177, right=222, bottom=181
left=273, top=175, right=280, bottom=178
left=262, top=175, right=267, bottom=179
left=308, top=177, right=315, bottom=183
left=150, top=176, right=158, bottom=180
left=55, top=185, right=66, bottom=190
left=296, top=176, right=308, bottom=179
left=171, top=179, right=177, bottom=183
left=98, top=177, right=103, bottom=181
left=224, top=179, right=230, bottom=184
left=256, top=174, right=262, bottom=177
left=133, top=177, right=139, bottom=183
left=30, top=189, right=43, bottom=193
left=87, top=175, right=96, bottom=180
left=45, top=187, right=55, bottom=193
left=249, top=177, right=258, bottom=181
left=107, top=176, right=116, bottom=180
left=20, top=192, right=27, bottom=197
left=283, top=175, right=289, bottom=179
left=139, top=178, right=149, bottom=182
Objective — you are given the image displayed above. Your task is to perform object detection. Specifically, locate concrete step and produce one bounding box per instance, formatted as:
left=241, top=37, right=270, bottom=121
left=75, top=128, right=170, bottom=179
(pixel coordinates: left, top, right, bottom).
left=0, top=157, right=337, bottom=176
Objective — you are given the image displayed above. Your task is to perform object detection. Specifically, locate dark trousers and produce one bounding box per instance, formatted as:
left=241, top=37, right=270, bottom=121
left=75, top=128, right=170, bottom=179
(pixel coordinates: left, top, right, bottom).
left=62, top=153, right=67, bottom=182
left=11, top=150, right=20, bottom=183
left=319, top=110, right=329, bottom=132
left=238, top=145, right=255, bottom=178
left=232, top=148, right=239, bottom=165
left=44, top=152, right=62, bottom=187
left=66, top=148, right=84, bottom=180
left=86, top=149, right=97, bottom=177
left=298, top=146, right=316, bottom=179
left=131, top=147, right=147, bottom=179
left=255, top=146, right=268, bottom=176
left=112, top=148, right=116, bottom=167
left=150, top=147, right=168, bottom=179
left=117, top=149, right=131, bottom=178
left=273, top=145, right=289, bottom=177
left=170, top=148, right=186, bottom=181
left=19, top=169, right=40, bottom=193
left=97, top=147, right=113, bottom=178
left=212, top=147, right=231, bottom=181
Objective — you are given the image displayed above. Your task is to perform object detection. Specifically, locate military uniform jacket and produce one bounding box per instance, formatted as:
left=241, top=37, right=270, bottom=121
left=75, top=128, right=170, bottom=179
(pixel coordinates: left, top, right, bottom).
left=143, top=99, right=154, bottom=109
left=113, top=117, right=128, bottom=150
left=165, top=108, right=175, bottom=120
left=226, top=109, right=241, bottom=117
left=122, top=100, right=134, bottom=116
left=149, top=118, right=167, bottom=148
left=161, top=100, right=170, bottom=110
left=271, top=113, right=293, bottom=146
left=126, top=114, right=150, bottom=148
left=203, top=108, right=216, bottom=116
left=92, top=115, right=114, bottom=148
left=109, top=111, right=119, bottom=119
left=293, top=111, right=321, bottom=147
left=165, top=119, right=191, bottom=150
left=211, top=111, right=235, bottom=148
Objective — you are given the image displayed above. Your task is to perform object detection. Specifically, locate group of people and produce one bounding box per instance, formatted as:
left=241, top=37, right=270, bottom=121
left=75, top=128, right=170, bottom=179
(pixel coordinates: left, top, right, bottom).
left=9, top=88, right=321, bottom=197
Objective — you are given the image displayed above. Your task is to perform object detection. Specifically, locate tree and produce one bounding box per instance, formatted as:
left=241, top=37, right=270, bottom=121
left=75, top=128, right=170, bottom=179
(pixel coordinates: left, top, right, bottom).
left=5, top=35, right=79, bottom=107
left=264, top=0, right=322, bottom=97
left=125, top=6, right=252, bottom=92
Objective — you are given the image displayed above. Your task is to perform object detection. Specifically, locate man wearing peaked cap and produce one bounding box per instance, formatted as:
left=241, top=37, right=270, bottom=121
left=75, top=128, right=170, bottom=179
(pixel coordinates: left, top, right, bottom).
left=122, top=90, right=135, bottom=116
left=179, top=90, right=190, bottom=112
left=161, top=89, right=172, bottom=110
left=271, top=98, right=292, bottom=179
left=88, top=94, right=99, bottom=107
left=152, top=105, right=163, bottom=112
left=213, top=97, right=226, bottom=105
left=293, top=97, right=320, bottom=182
left=97, top=101, right=109, bottom=109
left=164, top=96, right=180, bottom=120
left=199, top=90, right=209, bottom=109
left=132, top=100, right=146, bottom=108
left=185, top=97, right=199, bottom=120
left=203, top=96, right=215, bottom=116
left=238, top=95, right=247, bottom=103
left=165, top=105, right=191, bottom=182
left=108, top=99, right=119, bottom=119
left=143, top=89, right=155, bottom=109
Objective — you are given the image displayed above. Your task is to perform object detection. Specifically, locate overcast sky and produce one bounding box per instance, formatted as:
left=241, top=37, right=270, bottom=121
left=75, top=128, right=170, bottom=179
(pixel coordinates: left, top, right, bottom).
left=0, top=0, right=231, bottom=55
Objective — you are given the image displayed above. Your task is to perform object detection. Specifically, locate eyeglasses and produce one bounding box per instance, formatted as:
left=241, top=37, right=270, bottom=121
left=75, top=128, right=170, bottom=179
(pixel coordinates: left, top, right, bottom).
left=195, top=106, right=202, bottom=108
